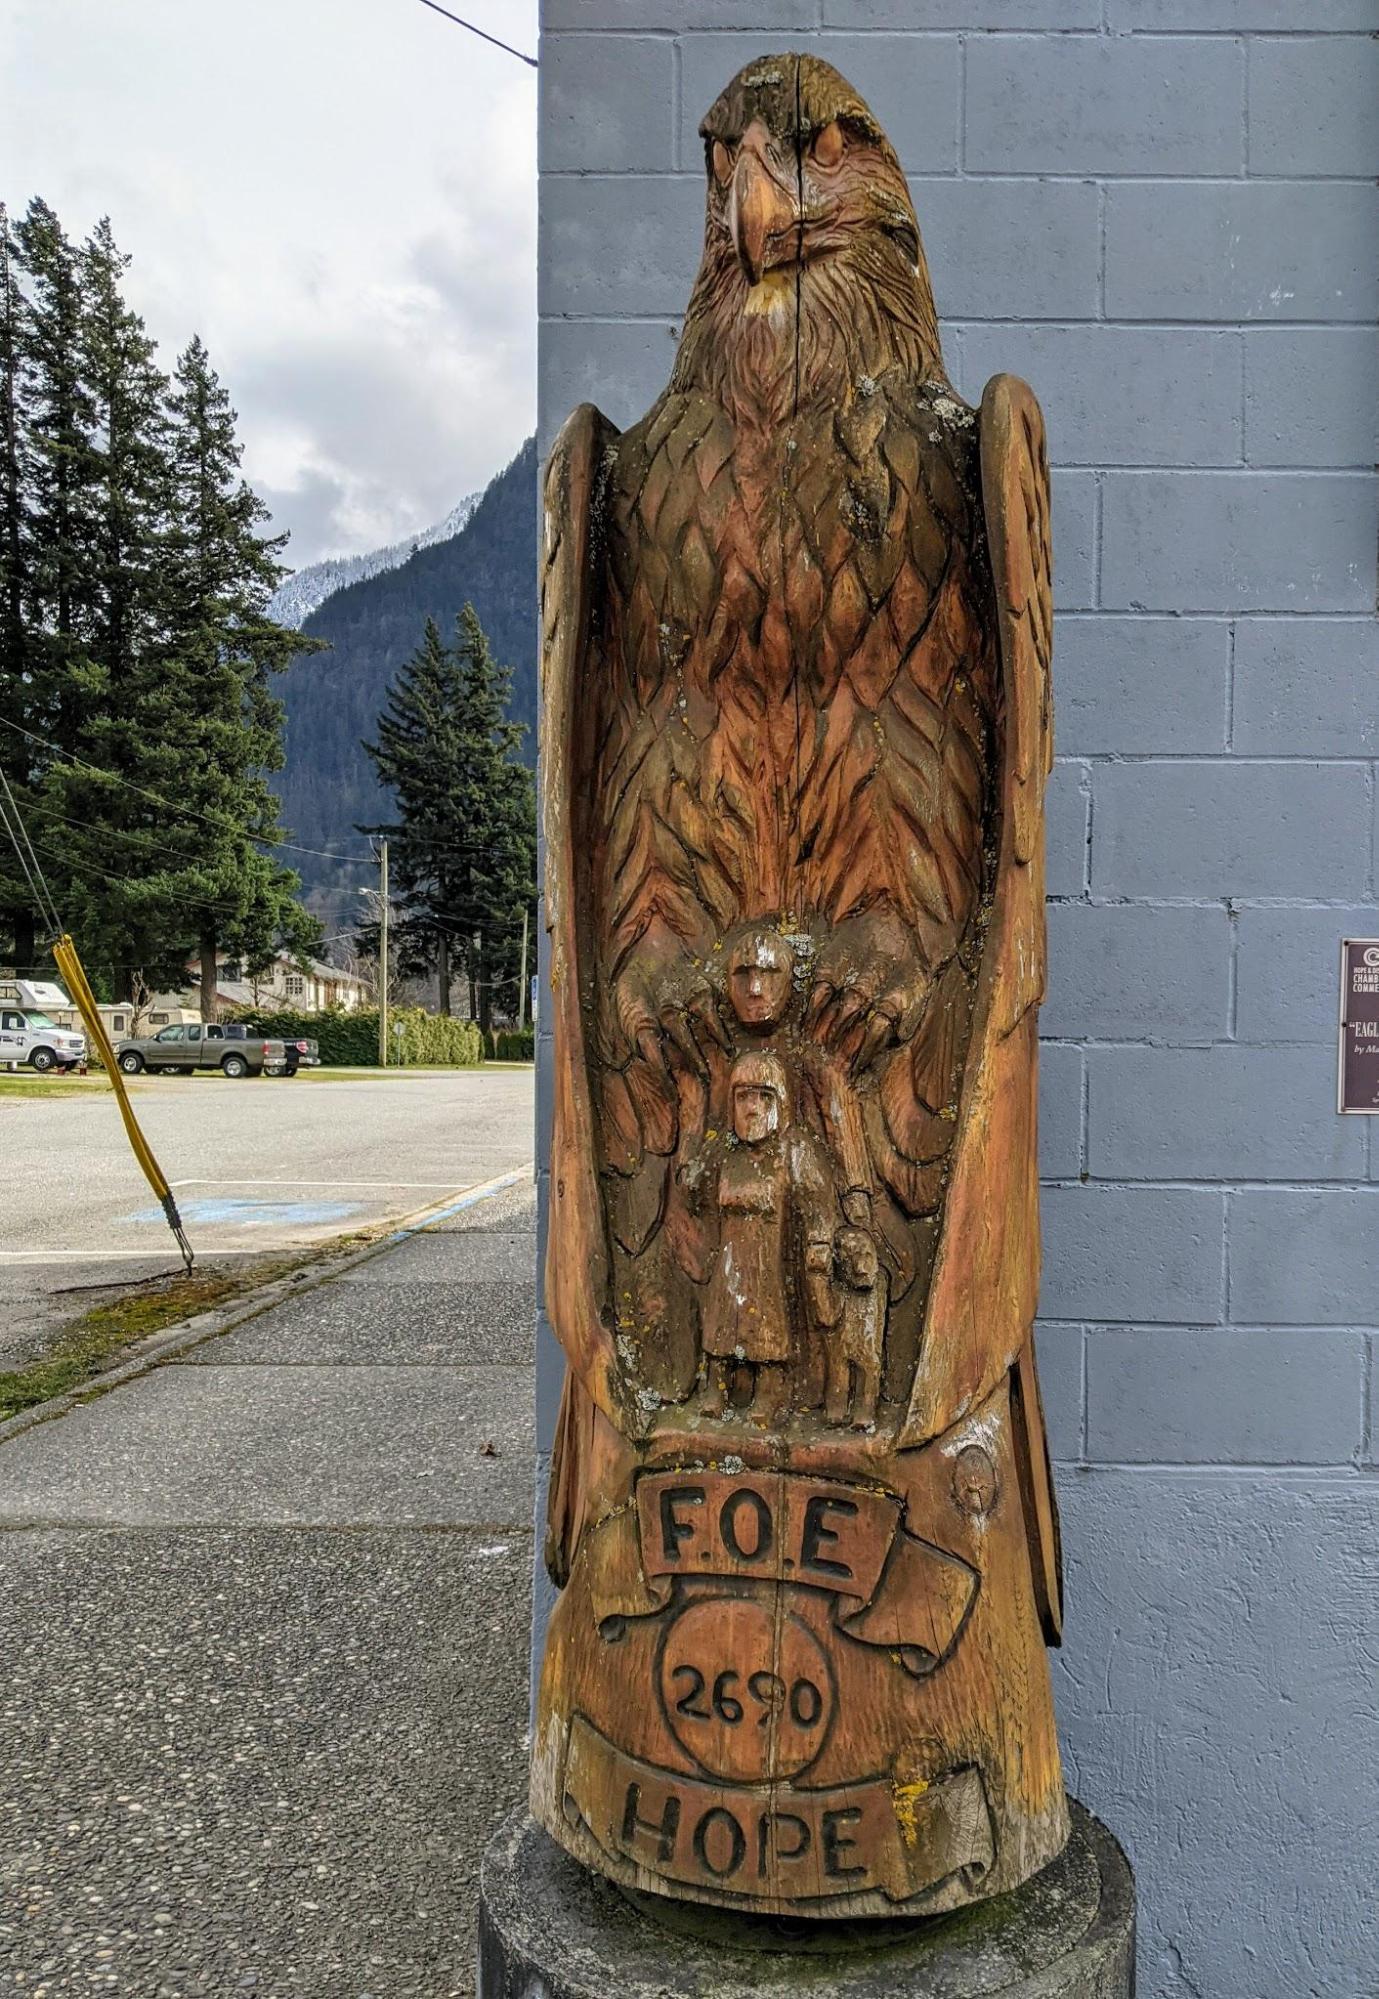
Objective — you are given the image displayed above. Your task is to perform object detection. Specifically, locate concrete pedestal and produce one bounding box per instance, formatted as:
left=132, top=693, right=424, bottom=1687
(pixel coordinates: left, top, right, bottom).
left=478, top=1799, right=1133, bottom=1998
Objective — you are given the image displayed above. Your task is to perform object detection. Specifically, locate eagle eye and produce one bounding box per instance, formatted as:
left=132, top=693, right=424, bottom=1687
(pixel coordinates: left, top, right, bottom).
left=811, top=120, right=845, bottom=169
left=710, top=138, right=734, bottom=186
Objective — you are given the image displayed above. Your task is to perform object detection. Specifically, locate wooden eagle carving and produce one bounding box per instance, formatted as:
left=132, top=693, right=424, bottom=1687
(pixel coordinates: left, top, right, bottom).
left=534, top=54, right=1067, bottom=1918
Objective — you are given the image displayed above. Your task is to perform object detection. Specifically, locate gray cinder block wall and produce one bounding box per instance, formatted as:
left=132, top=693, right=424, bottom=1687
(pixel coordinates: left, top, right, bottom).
left=533, top=8, right=1379, bottom=1994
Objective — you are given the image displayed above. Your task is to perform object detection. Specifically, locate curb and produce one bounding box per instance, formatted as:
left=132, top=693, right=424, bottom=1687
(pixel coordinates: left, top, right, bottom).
left=0, top=1163, right=533, bottom=1448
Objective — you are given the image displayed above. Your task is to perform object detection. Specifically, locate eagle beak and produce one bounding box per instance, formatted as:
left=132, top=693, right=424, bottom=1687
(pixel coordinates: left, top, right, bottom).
left=729, top=134, right=798, bottom=285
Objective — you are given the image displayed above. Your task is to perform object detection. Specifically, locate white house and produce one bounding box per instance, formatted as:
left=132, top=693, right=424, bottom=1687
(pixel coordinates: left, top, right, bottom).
left=209, top=952, right=371, bottom=1013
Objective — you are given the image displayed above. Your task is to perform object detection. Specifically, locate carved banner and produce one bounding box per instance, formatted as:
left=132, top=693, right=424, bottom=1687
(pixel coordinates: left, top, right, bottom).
left=563, top=1716, right=994, bottom=1904
left=593, top=1469, right=980, bottom=1677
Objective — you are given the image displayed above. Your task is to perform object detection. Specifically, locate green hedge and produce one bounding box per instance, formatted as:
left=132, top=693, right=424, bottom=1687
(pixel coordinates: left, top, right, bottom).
left=488, top=1028, right=534, bottom=1061
left=225, top=1004, right=484, bottom=1068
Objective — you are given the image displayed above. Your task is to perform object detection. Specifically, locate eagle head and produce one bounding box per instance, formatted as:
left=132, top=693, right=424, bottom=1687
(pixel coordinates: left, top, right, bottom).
left=673, top=54, right=944, bottom=420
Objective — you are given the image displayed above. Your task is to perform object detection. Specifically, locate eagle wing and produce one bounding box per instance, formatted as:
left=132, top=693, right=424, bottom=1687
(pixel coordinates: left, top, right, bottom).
left=898, top=372, right=1062, bottom=1642
left=981, top=372, right=1054, bottom=1034
left=541, top=405, right=621, bottom=1453
left=979, top=373, right=1061, bottom=1643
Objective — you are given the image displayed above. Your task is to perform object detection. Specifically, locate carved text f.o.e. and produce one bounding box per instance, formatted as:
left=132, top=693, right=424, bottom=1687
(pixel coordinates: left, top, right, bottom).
left=534, top=51, right=1065, bottom=1919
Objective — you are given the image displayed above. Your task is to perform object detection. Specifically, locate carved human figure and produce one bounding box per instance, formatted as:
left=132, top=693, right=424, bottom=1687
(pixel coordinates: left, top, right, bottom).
left=701, top=1051, right=833, bottom=1419
left=823, top=1225, right=888, bottom=1430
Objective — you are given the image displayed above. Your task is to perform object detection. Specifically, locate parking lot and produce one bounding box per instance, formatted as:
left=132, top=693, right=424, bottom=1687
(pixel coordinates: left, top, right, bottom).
left=0, top=1066, right=535, bottom=1365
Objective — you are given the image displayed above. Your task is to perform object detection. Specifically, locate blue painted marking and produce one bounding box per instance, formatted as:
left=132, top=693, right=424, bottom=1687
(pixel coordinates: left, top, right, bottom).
left=120, top=1197, right=364, bottom=1228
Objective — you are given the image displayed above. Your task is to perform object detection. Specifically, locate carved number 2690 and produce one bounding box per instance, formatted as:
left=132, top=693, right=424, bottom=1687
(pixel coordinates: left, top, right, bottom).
left=671, top=1665, right=823, bottom=1729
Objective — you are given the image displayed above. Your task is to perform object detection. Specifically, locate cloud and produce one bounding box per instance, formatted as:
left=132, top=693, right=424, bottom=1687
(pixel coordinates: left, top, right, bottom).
left=1, top=0, right=537, bottom=567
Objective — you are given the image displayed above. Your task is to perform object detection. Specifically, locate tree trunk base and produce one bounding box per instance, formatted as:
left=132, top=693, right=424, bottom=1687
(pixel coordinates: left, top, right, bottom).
left=478, top=1798, right=1133, bottom=1998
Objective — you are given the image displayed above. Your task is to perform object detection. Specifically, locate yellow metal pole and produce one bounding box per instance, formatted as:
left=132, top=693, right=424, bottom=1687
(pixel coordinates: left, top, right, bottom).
left=51, top=934, right=194, bottom=1272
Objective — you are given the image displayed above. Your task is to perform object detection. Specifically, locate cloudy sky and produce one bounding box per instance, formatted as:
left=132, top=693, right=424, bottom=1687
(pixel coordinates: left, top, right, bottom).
left=0, top=0, right=537, bottom=570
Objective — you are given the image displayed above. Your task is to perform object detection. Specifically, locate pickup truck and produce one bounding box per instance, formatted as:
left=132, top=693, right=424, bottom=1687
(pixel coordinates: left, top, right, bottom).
left=221, top=1023, right=320, bottom=1074
left=115, top=1023, right=287, bottom=1078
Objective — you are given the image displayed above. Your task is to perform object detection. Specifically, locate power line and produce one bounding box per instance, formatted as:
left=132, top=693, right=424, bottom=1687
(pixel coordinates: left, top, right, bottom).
left=20, top=827, right=275, bottom=926
left=413, top=0, right=537, bottom=67
left=0, top=767, right=63, bottom=937
left=0, top=715, right=375, bottom=867
left=19, top=790, right=245, bottom=875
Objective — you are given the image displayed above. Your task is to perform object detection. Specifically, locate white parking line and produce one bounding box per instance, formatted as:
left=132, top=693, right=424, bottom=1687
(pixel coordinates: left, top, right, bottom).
left=169, top=1178, right=469, bottom=1190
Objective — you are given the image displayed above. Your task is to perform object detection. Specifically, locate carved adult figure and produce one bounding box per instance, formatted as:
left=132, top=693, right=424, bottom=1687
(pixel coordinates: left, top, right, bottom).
left=701, top=1051, right=832, bottom=1418
left=539, top=52, right=1064, bottom=1919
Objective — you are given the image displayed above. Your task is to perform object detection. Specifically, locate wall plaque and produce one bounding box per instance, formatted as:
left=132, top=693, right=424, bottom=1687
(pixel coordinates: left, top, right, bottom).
left=1338, top=939, right=1379, bottom=1114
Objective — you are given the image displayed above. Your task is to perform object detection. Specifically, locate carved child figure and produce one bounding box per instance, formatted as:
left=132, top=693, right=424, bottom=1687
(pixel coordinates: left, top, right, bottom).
left=702, top=1050, right=833, bottom=1420
left=823, top=1225, right=888, bottom=1430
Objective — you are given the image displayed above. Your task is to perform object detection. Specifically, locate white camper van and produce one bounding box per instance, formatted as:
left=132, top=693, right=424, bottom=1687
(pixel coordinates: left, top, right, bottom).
left=0, top=979, right=87, bottom=1073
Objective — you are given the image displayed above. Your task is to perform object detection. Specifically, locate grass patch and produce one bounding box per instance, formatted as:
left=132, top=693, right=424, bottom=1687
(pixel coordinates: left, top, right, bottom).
left=0, top=1070, right=110, bottom=1101
left=0, top=1249, right=344, bottom=1424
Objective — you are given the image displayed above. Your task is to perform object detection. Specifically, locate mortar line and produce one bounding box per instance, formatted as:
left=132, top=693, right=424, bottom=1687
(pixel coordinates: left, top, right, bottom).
left=1091, top=473, right=1104, bottom=610
left=958, top=33, right=968, bottom=176
left=668, top=36, right=679, bottom=175
left=1226, top=899, right=1239, bottom=1041
left=1224, top=620, right=1236, bottom=750
left=1079, top=1325, right=1088, bottom=1463
left=1079, top=1046, right=1090, bottom=1178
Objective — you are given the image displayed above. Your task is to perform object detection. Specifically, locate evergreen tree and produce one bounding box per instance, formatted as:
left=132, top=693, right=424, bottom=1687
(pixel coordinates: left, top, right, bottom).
left=0, top=200, right=322, bottom=1004
left=44, top=217, right=186, bottom=994
left=3, top=200, right=100, bottom=971
left=362, top=605, right=535, bottom=1027
left=0, top=203, right=34, bottom=964
left=452, top=603, right=535, bottom=1029
left=16, top=202, right=100, bottom=734
left=149, top=334, right=324, bottom=1016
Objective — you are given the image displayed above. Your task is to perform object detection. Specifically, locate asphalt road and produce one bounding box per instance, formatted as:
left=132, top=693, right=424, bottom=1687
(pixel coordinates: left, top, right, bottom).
left=0, top=1177, right=537, bottom=1999
left=0, top=1068, right=535, bottom=1366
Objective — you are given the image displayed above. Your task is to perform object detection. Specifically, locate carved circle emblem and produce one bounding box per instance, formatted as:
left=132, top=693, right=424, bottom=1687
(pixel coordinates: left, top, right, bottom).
left=952, top=1444, right=998, bottom=1518
left=658, top=1597, right=834, bottom=1784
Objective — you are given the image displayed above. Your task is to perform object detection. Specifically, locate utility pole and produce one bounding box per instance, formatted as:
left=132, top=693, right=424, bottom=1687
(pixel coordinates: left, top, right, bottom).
left=378, top=838, right=389, bottom=1067
left=518, top=905, right=529, bottom=1031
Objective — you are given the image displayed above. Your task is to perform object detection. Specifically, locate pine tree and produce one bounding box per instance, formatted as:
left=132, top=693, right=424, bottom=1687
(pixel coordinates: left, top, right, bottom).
left=362, top=606, right=535, bottom=1027
left=0, top=200, right=322, bottom=1002
left=452, top=603, right=535, bottom=1030
left=0, top=203, right=34, bottom=965
left=15, top=199, right=98, bottom=710
left=150, top=334, right=324, bottom=1016
left=43, top=216, right=186, bottom=995
left=3, top=200, right=101, bottom=972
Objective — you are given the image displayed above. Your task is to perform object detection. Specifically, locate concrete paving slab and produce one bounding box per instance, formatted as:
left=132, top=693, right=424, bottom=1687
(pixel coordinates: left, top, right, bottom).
left=0, top=1526, right=530, bottom=1999
left=0, top=1365, right=533, bottom=1527
left=182, top=1279, right=536, bottom=1367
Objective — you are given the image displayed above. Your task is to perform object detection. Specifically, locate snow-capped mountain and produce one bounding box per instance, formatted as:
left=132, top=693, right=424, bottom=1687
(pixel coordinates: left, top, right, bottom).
left=267, top=492, right=482, bottom=629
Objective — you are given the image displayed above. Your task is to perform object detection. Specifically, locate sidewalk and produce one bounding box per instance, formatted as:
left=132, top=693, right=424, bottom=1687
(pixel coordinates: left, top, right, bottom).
left=0, top=1179, right=536, bottom=1999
